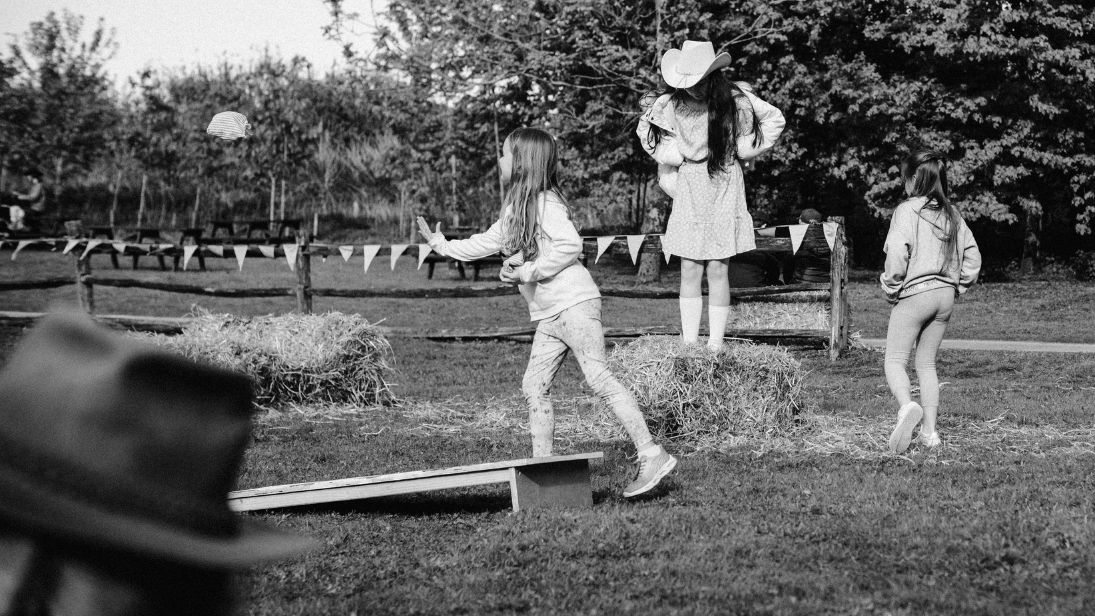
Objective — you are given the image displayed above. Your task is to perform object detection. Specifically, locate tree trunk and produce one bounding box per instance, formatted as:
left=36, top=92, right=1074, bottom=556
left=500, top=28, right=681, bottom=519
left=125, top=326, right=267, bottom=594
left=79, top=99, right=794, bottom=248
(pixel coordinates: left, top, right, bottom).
left=1020, top=207, right=1042, bottom=276
left=637, top=194, right=664, bottom=282
left=280, top=178, right=286, bottom=220
left=110, top=170, right=122, bottom=229
left=494, top=112, right=505, bottom=209
left=191, top=184, right=201, bottom=228
left=269, top=173, right=276, bottom=223
left=137, top=174, right=148, bottom=228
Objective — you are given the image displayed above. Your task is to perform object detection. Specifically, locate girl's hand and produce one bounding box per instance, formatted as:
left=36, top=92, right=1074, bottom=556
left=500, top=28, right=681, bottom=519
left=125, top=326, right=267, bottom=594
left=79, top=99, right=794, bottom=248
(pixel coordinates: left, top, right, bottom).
left=503, top=251, right=525, bottom=268
left=500, top=263, right=521, bottom=285
left=416, top=217, right=442, bottom=243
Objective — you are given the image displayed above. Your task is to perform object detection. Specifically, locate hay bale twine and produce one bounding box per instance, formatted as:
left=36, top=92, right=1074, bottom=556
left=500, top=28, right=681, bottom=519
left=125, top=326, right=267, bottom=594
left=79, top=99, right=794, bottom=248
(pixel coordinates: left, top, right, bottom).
left=604, top=336, right=805, bottom=447
left=146, top=311, right=395, bottom=408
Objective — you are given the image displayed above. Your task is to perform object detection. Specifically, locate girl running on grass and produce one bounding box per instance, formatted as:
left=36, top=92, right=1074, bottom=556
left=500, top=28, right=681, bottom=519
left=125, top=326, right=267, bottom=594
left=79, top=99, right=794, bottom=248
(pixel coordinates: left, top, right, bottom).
left=416, top=127, right=676, bottom=498
left=882, top=149, right=982, bottom=453
left=637, top=40, right=786, bottom=351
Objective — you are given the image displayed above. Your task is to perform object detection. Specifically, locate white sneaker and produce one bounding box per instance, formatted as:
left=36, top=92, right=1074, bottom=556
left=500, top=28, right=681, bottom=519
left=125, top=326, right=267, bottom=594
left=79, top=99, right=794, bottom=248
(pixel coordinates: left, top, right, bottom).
left=888, top=402, right=923, bottom=454
left=917, top=430, right=941, bottom=448
left=623, top=447, right=677, bottom=497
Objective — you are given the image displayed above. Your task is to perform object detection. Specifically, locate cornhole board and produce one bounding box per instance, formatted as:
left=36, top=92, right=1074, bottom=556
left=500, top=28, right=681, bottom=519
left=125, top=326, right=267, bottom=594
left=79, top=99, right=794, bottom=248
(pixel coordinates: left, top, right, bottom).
left=227, top=452, right=604, bottom=513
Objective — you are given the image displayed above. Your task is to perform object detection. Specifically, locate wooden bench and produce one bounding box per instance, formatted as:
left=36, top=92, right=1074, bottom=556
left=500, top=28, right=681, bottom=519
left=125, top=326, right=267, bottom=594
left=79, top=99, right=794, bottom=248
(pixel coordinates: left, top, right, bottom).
left=128, top=227, right=168, bottom=270
left=423, top=253, right=506, bottom=281
left=227, top=452, right=603, bottom=513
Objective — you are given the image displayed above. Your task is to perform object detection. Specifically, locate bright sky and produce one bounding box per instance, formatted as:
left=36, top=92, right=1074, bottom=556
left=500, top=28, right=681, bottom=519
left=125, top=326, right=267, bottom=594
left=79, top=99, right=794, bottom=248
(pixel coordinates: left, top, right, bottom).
left=0, top=1, right=382, bottom=85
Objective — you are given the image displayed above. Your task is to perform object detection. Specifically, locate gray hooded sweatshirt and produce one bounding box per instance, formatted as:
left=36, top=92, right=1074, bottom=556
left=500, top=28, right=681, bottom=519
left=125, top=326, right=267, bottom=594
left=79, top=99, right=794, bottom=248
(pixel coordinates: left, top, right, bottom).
left=881, top=196, right=982, bottom=302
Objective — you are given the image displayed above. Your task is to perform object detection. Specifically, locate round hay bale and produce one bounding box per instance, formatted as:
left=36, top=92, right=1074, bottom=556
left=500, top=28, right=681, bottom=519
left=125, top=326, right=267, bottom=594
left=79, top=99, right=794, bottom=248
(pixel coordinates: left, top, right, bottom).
left=603, top=336, right=805, bottom=448
left=145, top=310, right=396, bottom=408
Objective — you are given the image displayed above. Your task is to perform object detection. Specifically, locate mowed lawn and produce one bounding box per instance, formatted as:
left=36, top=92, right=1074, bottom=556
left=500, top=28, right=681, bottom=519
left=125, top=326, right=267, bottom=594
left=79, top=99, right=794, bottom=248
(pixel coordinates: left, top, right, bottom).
left=1, top=248, right=1094, bottom=615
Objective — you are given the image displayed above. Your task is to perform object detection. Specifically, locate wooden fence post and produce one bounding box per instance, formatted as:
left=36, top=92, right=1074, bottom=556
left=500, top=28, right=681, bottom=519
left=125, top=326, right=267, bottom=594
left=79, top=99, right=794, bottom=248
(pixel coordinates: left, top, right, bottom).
left=296, top=232, right=313, bottom=314
left=74, top=251, right=94, bottom=314
left=828, top=217, right=850, bottom=360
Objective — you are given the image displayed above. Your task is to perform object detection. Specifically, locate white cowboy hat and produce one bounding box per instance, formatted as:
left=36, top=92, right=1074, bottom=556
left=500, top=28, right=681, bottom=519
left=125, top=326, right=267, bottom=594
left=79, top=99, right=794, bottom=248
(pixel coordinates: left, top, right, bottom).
left=660, top=40, right=732, bottom=89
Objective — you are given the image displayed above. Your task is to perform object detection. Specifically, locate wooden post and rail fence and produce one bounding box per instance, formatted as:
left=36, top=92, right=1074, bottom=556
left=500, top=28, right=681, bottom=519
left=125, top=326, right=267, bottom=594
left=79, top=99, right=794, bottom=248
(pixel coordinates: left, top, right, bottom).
left=0, top=220, right=851, bottom=359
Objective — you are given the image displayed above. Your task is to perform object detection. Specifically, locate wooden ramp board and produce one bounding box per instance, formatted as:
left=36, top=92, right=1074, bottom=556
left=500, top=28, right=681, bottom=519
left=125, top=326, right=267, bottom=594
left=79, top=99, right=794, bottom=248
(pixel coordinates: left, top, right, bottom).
left=228, top=452, right=604, bottom=513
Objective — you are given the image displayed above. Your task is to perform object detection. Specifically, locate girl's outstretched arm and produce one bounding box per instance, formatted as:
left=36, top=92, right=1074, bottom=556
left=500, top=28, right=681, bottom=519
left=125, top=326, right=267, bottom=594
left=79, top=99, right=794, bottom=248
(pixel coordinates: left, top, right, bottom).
left=417, top=215, right=506, bottom=261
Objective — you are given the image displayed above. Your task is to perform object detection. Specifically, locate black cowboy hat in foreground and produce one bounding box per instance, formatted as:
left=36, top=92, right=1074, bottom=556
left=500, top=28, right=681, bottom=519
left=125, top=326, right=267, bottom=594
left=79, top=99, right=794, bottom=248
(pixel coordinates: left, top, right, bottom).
left=0, top=311, right=317, bottom=567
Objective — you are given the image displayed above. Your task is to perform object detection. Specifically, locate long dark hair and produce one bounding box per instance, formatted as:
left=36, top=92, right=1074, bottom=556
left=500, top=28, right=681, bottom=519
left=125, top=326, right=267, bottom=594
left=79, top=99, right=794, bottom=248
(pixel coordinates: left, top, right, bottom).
left=500, top=127, right=566, bottom=261
left=645, top=70, right=764, bottom=177
left=902, top=149, right=960, bottom=266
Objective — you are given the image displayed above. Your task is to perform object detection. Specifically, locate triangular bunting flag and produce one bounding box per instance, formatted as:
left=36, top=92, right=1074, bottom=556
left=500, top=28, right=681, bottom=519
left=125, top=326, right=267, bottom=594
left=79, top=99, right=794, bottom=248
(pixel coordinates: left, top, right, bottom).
left=595, top=236, right=615, bottom=265
left=339, top=245, right=354, bottom=262
left=112, top=242, right=127, bottom=254
left=80, top=239, right=104, bottom=260
left=822, top=221, right=839, bottom=251
left=662, top=237, right=672, bottom=263
left=12, top=240, right=35, bottom=260
left=362, top=245, right=380, bottom=273
left=789, top=224, right=808, bottom=254
left=258, top=245, right=276, bottom=259
left=63, top=239, right=80, bottom=254
left=417, top=244, right=433, bottom=269
left=208, top=245, right=225, bottom=257
left=182, top=245, right=198, bottom=270
left=625, top=235, right=645, bottom=265
left=390, top=244, right=408, bottom=270
left=233, top=245, right=248, bottom=271
left=283, top=244, right=299, bottom=271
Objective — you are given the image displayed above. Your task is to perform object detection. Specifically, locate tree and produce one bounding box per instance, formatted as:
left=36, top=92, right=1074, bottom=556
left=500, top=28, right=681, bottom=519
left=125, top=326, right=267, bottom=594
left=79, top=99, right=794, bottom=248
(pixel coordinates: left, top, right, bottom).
left=5, top=10, right=120, bottom=192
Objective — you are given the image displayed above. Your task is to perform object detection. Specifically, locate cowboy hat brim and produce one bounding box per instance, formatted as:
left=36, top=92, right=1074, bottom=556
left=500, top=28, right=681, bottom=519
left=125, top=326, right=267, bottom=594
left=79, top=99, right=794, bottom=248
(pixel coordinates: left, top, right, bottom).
left=660, top=49, right=732, bottom=89
left=0, top=464, right=318, bottom=568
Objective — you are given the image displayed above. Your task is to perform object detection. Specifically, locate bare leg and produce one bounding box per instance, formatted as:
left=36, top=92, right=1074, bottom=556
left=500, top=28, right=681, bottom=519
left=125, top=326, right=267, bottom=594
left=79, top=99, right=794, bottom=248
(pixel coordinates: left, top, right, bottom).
left=679, top=258, right=705, bottom=344
left=705, top=258, right=731, bottom=350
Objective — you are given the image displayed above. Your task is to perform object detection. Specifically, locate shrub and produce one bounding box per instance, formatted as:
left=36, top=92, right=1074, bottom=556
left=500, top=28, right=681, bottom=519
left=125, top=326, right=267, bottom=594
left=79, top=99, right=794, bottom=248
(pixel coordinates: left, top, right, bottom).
left=602, top=336, right=805, bottom=449
left=145, top=310, right=396, bottom=408
left=1073, top=250, right=1095, bottom=281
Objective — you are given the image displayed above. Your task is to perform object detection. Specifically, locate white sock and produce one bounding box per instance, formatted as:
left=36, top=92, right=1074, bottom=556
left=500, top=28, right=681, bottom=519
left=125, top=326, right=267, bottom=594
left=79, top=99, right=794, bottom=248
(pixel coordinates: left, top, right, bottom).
left=707, top=304, right=731, bottom=350
left=679, top=296, right=703, bottom=344
left=637, top=441, right=660, bottom=457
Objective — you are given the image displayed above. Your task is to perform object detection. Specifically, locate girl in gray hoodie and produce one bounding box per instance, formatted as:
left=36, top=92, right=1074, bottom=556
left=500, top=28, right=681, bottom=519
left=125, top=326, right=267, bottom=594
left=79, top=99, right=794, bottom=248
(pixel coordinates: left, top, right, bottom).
left=882, top=150, right=982, bottom=454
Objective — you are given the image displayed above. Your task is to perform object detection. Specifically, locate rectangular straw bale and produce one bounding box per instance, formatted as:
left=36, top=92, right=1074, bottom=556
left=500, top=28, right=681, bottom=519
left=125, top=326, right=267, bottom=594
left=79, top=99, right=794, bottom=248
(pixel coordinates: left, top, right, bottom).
left=145, top=311, right=395, bottom=408
left=604, top=336, right=805, bottom=448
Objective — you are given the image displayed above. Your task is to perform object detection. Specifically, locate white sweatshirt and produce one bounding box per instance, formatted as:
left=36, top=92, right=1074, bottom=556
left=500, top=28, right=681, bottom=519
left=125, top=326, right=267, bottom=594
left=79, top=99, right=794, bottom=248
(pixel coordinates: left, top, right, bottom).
left=427, top=192, right=601, bottom=321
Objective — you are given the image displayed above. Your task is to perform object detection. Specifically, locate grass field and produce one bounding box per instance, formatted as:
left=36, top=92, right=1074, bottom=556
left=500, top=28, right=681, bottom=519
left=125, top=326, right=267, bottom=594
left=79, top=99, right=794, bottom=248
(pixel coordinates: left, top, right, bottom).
left=1, top=248, right=1094, bottom=615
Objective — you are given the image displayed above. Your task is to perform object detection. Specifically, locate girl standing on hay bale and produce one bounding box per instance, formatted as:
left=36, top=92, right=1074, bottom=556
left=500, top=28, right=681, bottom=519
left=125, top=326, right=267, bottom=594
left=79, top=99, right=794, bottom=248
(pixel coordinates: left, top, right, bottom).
left=882, top=150, right=982, bottom=453
left=417, top=127, right=677, bottom=498
left=637, top=40, right=786, bottom=351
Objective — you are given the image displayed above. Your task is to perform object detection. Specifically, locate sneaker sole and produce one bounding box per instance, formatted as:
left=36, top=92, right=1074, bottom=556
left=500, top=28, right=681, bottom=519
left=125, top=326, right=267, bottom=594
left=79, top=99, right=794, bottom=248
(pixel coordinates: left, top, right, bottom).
left=623, top=455, right=678, bottom=498
left=889, top=404, right=923, bottom=454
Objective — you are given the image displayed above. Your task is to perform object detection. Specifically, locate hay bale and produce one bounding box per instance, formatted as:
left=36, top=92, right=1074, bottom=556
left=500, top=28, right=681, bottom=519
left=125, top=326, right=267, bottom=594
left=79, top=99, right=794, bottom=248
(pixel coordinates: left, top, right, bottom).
left=729, top=300, right=829, bottom=330
left=603, top=336, right=805, bottom=448
left=145, top=311, right=396, bottom=408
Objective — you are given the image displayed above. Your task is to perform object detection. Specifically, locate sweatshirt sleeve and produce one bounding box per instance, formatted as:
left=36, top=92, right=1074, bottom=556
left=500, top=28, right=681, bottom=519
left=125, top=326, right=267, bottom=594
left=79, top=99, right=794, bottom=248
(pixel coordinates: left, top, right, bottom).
left=636, top=94, right=683, bottom=166
left=880, top=206, right=914, bottom=299
left=514, top=197, right=583, bottom=284
left=427, top=217, right=505, bottom=261
left=735, top=87, right=786, bottom=161
left=956, top=221, right=982, bottom=295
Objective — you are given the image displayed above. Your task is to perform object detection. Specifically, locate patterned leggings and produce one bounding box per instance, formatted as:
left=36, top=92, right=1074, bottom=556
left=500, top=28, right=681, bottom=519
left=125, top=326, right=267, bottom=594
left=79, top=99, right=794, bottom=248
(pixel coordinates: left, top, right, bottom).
left=884, top=286, right=955, bottom=412
left=522, top=299, right=654, bottom=457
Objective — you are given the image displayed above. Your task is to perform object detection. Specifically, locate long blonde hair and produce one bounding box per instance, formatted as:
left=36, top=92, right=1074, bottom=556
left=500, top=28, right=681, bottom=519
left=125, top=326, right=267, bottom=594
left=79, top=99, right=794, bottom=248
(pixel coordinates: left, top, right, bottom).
left=500, top=127, right=566, bottom=261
